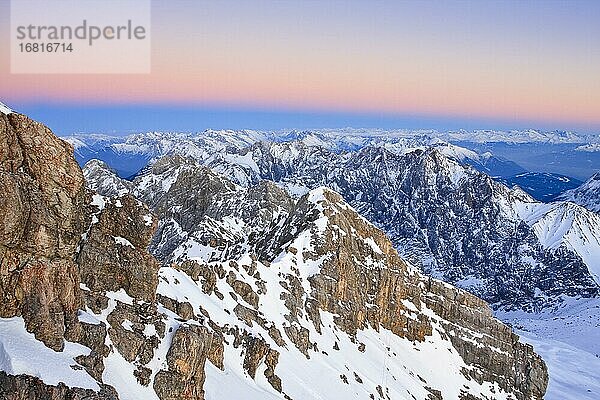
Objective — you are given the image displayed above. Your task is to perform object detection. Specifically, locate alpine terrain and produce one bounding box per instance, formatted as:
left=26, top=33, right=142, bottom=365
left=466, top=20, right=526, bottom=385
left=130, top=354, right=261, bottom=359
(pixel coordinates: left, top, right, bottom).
left=78, top=128, right=600, bottom=399
left=0, top=109, right=550, bottom=398
left=558, top=172, right=600, bottom=213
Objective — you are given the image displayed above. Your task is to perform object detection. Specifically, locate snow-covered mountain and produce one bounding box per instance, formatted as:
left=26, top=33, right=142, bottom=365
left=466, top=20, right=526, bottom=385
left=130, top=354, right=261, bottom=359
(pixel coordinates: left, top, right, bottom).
left=0, top=101, right=12, bottom=115
left=0, top=110, right=550, bottom=400
left=443, top=129, right=595, bottom=144
left=64, top=130, right=277, bottom=177
left=558, top=172, right=600, bottom=212
left=148, top=141, right=599, bottom=311
left=64, top=127, right=600, bottom=198
left=83, top=150, right=600, bottom=400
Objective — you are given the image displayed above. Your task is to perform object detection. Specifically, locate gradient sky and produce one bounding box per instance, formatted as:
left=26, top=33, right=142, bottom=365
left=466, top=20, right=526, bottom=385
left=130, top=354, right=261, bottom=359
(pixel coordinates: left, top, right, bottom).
left=1, top=0, right=599, bottom=135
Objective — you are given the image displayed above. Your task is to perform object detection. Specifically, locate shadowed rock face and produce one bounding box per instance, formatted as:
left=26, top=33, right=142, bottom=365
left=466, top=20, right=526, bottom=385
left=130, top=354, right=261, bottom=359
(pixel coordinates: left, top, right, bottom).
left=0, top=112, right=88, bottom=351
left=0, top=111, right=548, bottom=400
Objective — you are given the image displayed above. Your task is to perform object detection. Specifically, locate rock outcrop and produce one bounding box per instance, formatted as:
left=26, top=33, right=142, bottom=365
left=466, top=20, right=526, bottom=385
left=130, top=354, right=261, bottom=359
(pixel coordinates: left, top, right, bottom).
left=78, top=194, right=159, bottom=303
left=0, top=112, right=87, bottom=351
left=0, top=372, right=118, bottom=400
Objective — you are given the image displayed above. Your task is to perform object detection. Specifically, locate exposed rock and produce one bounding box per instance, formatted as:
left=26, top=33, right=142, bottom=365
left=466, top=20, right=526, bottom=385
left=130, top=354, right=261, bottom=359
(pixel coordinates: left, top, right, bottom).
left=106, top=301, right=161, bottom=364
left=0, top=112, right=87, bottom=351
left=78, top=195, right=159, bottom=303
left=227, top=271, right=259, bottom=307
left=154, top=325, right=223, bottom=400
left=157, top=294, right=196, bottom=321
left=0, top=371, right=118, bottom=400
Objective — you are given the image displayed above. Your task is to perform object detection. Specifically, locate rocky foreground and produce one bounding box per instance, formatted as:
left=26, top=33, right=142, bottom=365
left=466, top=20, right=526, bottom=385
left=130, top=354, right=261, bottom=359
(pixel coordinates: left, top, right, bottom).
left=0, top=110, right=547, bottom=399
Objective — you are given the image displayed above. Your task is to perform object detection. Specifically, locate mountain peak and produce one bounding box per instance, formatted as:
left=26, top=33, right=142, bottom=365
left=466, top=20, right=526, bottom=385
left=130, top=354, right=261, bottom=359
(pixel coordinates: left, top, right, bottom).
left=0, top=101, right=13, bottom=115
left=557, top=170, right=600, bottom=212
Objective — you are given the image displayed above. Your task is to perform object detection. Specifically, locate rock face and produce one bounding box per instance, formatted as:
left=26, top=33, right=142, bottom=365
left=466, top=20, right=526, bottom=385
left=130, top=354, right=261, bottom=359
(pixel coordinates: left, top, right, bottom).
left=78, top=194, right=159, bottom=302
left=0, top=372, right=117, bottom=400
left=0, top=110, right=548, bottom=400
left=153, top=325, right=223, bottom=400
left=0, top=112, right=87, bottom=351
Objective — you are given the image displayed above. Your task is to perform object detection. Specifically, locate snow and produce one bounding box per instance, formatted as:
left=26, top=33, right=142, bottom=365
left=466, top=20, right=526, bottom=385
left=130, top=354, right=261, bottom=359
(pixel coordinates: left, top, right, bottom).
left=497, top=297, right=600, bottom=400
left=114, top=236, right=135, bottom=248
left=0, top=101, right=12, bottom=115
left=204, top=347, right=281, bottom=400
left=520, top=333, right=600, bottom=400
left=63, top=137, right=88, bottom=150
left=143, top=214, right=153, bottom=227
left=0, top=317, right=99, bottom=390
left=279, top=182, right=310, bottom=197
left=364, top=237, right=383, bottom=254
left=221, top=152, right=260, bottom=174
left=434, top=142, right=480, bottom=162
left=558, top=173, right=600, bottom=213
left=80, top=290, right=163, bottom=400
left=576, top=144, right=600, bottom=152
left=91, top=194, right=107, bottom=210
left=454, top=275, right=485, bottom=291
left=77, top=310, right=102, bottom=325
left=307, top=187, right=328, bottom=205
left=513, top=201, right=600, bottom=285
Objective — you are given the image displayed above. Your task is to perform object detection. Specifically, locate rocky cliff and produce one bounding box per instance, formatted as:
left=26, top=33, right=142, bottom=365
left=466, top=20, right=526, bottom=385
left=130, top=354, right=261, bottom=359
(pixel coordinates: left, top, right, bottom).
left=0, top=110, right=548, bottom=399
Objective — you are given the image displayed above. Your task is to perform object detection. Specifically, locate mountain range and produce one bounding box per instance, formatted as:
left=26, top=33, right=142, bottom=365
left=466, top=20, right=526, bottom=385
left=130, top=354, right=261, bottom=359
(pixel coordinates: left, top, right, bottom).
left=76, top=127, right=600, bottom=399
left=0, top=107, right=554, bottom=399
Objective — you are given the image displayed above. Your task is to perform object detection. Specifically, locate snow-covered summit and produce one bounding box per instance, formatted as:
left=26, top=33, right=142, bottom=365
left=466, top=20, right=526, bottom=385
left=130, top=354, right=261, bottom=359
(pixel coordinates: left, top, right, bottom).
left=0, top=101, right=13, bottom=115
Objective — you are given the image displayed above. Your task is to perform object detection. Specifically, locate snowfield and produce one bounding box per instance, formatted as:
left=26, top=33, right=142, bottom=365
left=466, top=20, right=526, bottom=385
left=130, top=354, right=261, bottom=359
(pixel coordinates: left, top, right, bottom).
left=0, top=101, right=13, bottom=115
left=497, top=297, right=600, bottom=400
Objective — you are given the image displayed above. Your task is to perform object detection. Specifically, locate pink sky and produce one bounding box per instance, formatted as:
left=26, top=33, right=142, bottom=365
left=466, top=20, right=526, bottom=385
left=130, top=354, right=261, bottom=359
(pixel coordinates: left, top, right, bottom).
left=1, top=1, right=599, bottom=130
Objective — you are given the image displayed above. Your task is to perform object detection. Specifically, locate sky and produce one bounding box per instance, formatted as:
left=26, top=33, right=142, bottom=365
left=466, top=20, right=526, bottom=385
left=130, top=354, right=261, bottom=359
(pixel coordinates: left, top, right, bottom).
left=1, top=0, right=599, bottom=135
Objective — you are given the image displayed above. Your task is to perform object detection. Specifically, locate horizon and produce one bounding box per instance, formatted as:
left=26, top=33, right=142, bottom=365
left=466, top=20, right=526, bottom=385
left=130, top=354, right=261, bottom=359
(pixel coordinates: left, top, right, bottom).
left=4, top=101, right=600, bottom=137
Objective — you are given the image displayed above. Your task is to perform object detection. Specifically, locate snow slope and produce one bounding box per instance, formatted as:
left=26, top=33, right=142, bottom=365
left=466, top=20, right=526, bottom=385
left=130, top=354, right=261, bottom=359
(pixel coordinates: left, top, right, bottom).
left=0, top=101, right=13, bottom=115
left=513, top=201, right=600, bottom=285
left=0, top=317, right=99, bottom=390
left=497, top=297, right=600, bottom=400
left=558, top=172, right=600, bottom=213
